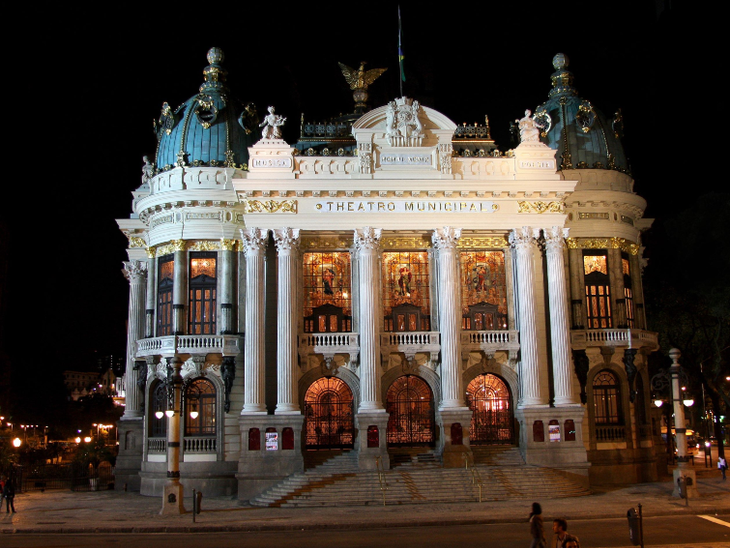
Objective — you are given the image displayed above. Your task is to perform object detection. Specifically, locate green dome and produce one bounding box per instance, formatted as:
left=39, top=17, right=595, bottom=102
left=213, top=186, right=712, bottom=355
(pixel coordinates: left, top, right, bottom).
left=534, top=54, right=629, bottom=173
left=153, top=48, right=256, bottom=172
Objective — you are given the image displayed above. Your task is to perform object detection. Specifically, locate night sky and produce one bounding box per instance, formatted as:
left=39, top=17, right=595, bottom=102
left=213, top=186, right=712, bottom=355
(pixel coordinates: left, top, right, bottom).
left=1, top=2, right=716, bottom=421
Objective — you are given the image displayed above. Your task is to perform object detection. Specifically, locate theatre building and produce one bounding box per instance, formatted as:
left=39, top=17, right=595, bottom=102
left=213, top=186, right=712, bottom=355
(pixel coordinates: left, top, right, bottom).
left=116, top=48, right=660, bottom=500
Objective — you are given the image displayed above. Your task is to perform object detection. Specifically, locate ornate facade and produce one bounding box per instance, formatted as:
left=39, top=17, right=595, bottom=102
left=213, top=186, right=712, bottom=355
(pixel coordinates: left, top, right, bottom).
left=116, top=49, right=659, bottom=498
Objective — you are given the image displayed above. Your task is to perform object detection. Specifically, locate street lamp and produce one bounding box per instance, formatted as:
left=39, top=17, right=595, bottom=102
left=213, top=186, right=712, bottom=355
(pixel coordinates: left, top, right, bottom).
left=12, top=437, right=21, bottom=448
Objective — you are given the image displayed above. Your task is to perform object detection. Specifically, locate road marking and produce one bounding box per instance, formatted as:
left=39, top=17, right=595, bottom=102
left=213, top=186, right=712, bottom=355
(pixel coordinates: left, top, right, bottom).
left=699, top=514, right=730, bottom=528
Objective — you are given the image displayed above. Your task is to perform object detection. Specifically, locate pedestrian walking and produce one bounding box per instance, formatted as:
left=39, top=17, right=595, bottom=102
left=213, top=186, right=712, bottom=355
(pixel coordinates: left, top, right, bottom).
left=528, top=502, right=546, bottom=548
left=0, top=476, right=5, bottom=512
left=719, top=455, right=727, bottom=481
left=3, top=477, right=16, bottom=513
left=552, top=518, right=570, bottom=548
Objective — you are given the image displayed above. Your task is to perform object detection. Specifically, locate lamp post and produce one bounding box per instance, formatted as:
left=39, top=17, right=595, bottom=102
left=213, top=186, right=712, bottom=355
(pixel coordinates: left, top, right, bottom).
left=161, top=356, right=185, bottom=515
left=669, top=349, right=698, bottom=498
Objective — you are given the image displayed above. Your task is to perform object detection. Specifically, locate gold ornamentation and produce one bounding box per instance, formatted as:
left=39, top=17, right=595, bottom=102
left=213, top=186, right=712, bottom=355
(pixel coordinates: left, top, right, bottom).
left=220, top=239, right=237, bottom=251
left=381, top=236, right=432, bottom=250
left=243, top=199, right=298, bottom=214
left=457, top=236, right=510, bottom=249
left=566, top=237, right=639, bottom=255
left=301, top=235, right=352, bottom=249
left=517, top=201, right=564, bottom=214
left=128, top=236, right=146, bottom=248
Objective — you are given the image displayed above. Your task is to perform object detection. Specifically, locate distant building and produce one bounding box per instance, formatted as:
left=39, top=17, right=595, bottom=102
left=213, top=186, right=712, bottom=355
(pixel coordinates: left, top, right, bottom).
left=116, top=48, right=660, bottom=498
left=64, top=368, right=120, bottom=402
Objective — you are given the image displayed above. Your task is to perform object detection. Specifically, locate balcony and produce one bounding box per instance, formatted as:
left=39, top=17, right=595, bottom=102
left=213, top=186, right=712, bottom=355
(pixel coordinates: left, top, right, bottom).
left=570, top=329, right=658, bottom=351
left=136, top=334, right=243, bottom=358
left=298, top=333, right=360, bottom=365
left=460, top=330, right=520, bottom=359
left=380, top=331, right=441, bottom=363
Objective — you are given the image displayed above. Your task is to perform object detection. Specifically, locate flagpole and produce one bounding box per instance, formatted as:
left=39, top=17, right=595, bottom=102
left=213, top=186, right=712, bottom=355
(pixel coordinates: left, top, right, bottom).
left=398, top=5, right=405, bottom=97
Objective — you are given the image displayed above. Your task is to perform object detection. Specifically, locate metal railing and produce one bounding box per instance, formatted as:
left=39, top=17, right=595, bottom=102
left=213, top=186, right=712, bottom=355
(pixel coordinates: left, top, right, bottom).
left=463, top=452, right=484, bottom=502
left=375, top=456, right=388, bottom=506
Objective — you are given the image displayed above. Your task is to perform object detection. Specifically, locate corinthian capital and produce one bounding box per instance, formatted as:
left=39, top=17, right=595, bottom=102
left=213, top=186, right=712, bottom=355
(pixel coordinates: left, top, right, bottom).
left=273, top=227, right=301, bottom=253
left=354, top=227, right=382, bottom=252
left=509, top=226, right=541, bottom=250
left=123, top=260, right=148, bottom=282
left=432, top=227, right=461, bottom=250
left=544, top=226, right=570, bottom=253
left=240, top=228, right=269, bottom=254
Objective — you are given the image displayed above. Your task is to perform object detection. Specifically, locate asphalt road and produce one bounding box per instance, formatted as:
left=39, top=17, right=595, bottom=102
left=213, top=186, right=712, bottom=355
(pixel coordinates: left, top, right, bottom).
left=3, top=514, right=729, bottom=547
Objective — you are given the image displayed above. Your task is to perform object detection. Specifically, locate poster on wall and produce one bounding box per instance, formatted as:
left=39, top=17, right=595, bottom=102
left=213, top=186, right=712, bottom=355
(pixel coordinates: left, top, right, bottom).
left=549, top=423, right=561, bottom=442
left=265, top=431, right=279, bottom=451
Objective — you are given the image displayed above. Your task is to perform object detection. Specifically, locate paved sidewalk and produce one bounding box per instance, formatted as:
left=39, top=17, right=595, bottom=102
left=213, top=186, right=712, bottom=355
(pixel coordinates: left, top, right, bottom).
left=1, top=473, right=728, bottom=535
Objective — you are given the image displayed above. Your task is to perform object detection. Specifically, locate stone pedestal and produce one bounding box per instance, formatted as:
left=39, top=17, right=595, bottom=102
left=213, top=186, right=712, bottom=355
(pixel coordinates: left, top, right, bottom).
left=437, top=408, right=473, bottom=468
left=160, top=479, right=186, bottom=515
left=355, top=411, right=390, bottom=470
left=114, top=418, right=143, bottom=491
left=237, top=415, right=304, bottom=502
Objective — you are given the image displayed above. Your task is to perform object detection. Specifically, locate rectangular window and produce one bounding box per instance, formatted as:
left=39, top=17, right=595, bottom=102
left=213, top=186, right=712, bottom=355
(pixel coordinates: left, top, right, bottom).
left=189, top=252, right=217, bottom=335
left=303, top=252, right=352, bottom=333
left=460, top=251, right=508, bottom=330
left=584, top=251, right=612, bottom=329
left=156, top=254, right=174, bottom=336
left=382, top=251, right=431, bottom=332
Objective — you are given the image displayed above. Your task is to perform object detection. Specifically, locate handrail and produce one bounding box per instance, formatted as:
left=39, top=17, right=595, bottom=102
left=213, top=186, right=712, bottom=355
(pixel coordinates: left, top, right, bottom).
left=463, top=452, right=483, bottom=503
left=375, top=456, right=387, bottom=506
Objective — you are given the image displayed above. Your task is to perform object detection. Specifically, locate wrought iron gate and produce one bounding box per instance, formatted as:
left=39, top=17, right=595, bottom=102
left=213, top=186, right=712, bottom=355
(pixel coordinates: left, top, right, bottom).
left=304, top=377, right=354, bottom=448
left=466, top=374, right=514, bottom=444
left=386, top=375, right=435, bottom=445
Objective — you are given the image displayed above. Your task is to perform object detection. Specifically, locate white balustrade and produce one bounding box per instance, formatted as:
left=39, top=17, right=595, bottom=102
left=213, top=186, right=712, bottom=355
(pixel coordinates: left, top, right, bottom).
left=183, top=437, right=217, bottom=453
left=136, top=334, right=242, bottom=358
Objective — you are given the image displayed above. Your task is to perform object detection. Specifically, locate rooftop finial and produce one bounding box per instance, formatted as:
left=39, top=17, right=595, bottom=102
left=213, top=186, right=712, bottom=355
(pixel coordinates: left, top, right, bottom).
left=549, top=53, right=576, bottom=98
left=201, top=47, right=227, bottom=93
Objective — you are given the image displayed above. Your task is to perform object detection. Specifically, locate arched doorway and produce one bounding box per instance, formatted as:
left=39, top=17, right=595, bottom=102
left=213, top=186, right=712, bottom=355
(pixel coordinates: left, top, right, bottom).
left=386, top=375, right=435, bottom=446
left=466, top=374, right=514, bottom=444
left=304, top=377, right=354, bottom=449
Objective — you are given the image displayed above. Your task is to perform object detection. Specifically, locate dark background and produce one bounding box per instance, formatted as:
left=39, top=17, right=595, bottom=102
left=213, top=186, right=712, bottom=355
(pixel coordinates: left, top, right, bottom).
left=0, top=1, right=719, bottom=424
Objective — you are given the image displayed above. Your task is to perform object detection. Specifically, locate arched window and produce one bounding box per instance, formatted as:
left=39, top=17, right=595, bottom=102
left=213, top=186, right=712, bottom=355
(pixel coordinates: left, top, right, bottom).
left=189, top=252, right=217, bottom=334
left=593, top=370, right=622, bottom=425
left=149, top=381, right=167, bottom=438
left=583, top=252, right=612, bottom=329
left=386, top=376, right=435, bottom=445
left=184, top=378, right=216, bottom=436
left=304, top=377, right=354, bottom=448
left=466, top=374, right=514, bottom=444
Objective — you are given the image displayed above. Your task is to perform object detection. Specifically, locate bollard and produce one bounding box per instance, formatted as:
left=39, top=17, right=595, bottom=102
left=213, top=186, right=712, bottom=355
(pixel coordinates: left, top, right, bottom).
left=195, top=490, right=202, bottom=514
left=192, top=489, right=197, bottom=523
left=676, top=476, right=688, bottom=506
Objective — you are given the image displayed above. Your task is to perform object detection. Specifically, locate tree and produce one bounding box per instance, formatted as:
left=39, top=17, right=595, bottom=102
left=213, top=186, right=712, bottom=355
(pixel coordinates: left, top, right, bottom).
left=644, top=192, right=730, bottom=457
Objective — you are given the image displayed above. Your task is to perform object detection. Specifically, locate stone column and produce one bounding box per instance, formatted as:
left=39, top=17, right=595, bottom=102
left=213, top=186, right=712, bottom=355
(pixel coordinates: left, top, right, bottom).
left=240, top=228, right=269, bottom=414
left=354, top=227, right=384, bottom=412
left=607, top=247, right=626, bottom=327
left=509, top=227, right=544, bottom=407
left=274, top=228, right=301, bottom=414
left=172, top=241, right=187, bottom=335
left=432, top=227, right=465, bottom=409
left=145, top=255, right=156, bottom=338
left=545, top=227, right=579, bottom=406
left=219, top=240, right=236, bottom=334
left=161, top=356, right=185, bottom=515
left=122, top=260, right=147, bottom=419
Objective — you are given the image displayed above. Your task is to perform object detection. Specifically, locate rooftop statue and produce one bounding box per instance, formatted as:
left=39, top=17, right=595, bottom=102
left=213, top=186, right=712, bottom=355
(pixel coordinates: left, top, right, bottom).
left=515, top=109, right=543, bottom=143
left=338, top=61, right=387, bottom=113
left=259, top=106, right=286, bottom=140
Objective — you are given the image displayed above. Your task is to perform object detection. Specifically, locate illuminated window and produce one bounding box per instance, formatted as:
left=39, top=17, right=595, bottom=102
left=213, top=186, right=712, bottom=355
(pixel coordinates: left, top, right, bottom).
left=157, top=255, right=174, bottom=336
left=593, top=370, right=621, bottom=425
left=149, top=381, right=167, bottom=438
left=188, top=252, right=217, bottom=335
left=584, top=252, right=612, bottom=329
left=184, top=378, right=216, bottom=437
left=622, top=253, right=634, bottom=328
left=382, top=251, right=431, bottom=332
left=303, top=252, right=352, bottom=333
left=460, top=251, right=508, bottom=330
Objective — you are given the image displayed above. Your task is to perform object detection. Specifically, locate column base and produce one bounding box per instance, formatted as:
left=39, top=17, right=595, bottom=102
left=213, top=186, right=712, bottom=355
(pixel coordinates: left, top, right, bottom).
left=160, top=479, right=186, bottom=515
left=115, top=418, right=143, bottom=492
left=436, top=408, right=473, bottom=468
left=355, top=411, right=390, bottom=470
left=672, top=466, right=699, bottom=499
left=237, top=415, right=304, bottom=502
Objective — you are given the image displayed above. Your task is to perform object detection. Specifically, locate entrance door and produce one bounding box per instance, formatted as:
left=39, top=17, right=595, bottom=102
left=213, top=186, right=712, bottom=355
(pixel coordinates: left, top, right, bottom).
left=386, top=376, right=435, bottom=446
left=304, top=377, right=354, bottom=448
left=466, top=374, right=514, bottom=444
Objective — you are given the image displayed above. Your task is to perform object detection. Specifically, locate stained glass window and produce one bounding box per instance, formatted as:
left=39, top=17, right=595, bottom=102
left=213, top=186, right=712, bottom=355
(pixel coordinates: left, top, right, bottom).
left=460, top=251, right=508, bottom=330
left=189, top=252, right=217, bottom=335
left=303, top=252, right=352, bottom=332
left=157, top=254, right=174, bottom=336
left=382, top=251, right=430, bottom=332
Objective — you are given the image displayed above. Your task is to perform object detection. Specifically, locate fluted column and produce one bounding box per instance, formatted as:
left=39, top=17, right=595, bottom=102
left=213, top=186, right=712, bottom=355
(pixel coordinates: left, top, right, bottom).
left=354, top=227, right=384, bottom=412
left=240, top=228, right=269, bottom=414
left=509, top=227, right=544, bottom=407
left=432, top=227, right=465, bottom=409
left=122, top=260, right=147, bottom=419
left=274, top=228, right=301, bottom=414
left=545, top=227, right=579, bottom=406
left=171, top=241, right=187, bottom=335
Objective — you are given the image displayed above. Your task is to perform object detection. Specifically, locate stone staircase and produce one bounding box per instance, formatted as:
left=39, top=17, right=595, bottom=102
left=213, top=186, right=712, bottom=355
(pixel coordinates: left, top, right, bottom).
left=249, top=447, right=591, bottom=508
